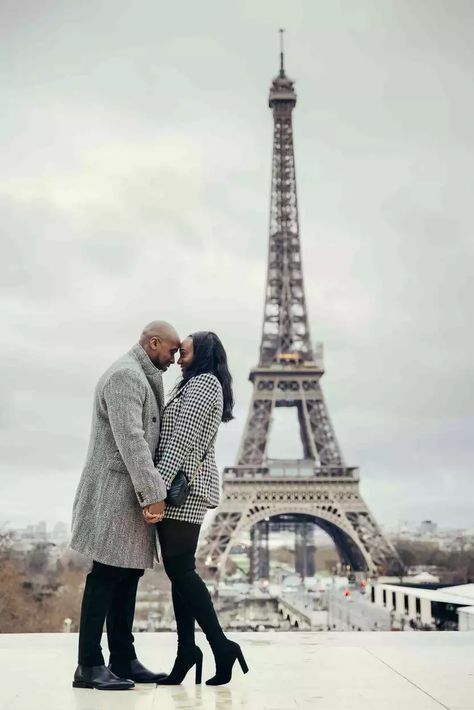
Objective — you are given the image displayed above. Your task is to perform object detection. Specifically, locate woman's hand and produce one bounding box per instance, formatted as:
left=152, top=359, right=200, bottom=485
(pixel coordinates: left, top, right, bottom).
left=143, top=500, right=165, bottom=524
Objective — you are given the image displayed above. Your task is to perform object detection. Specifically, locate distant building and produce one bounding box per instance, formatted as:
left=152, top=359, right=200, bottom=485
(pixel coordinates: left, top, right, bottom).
left=52, top=522, right=69, bottom=542
left=419, top=520, right=437, bottom=536
left=367, top=581, right=474, bottom=630
left=35, top=521, right=47, bottom=539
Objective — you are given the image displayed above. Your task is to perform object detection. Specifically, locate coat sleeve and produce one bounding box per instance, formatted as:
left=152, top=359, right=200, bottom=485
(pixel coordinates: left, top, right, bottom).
left=103, top=368, right=167, bottom=507
left=156, top=374, right=220, bottom=484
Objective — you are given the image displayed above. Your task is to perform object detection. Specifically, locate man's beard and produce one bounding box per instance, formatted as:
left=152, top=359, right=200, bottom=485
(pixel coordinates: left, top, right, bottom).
left=149, top=354, right=166, bottom=370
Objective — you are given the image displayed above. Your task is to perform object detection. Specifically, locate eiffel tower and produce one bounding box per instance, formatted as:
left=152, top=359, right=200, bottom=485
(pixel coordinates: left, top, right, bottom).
left=197, top=33, right=402, bottom=580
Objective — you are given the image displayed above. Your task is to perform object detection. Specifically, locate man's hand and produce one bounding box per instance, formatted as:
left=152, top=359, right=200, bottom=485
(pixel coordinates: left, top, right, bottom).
left=143, top=500, right=165, bottom=524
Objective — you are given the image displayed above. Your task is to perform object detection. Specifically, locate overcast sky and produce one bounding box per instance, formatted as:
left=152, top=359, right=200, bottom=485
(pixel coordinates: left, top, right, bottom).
left=1, top=0, right=473, bottom=533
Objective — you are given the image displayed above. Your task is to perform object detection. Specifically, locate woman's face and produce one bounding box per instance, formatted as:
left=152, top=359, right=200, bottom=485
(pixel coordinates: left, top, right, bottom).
left=177, top=336, right=194, bottom=375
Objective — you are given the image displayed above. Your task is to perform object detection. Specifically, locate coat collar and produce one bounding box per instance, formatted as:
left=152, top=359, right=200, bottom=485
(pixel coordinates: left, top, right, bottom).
left=129, top=344, right=164, bottom=412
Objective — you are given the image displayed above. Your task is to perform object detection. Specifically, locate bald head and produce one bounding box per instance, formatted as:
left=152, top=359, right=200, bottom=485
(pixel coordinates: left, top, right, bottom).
left=139, top=320, right=179, bottom=345
left=139, top=320, right=180, bottom=371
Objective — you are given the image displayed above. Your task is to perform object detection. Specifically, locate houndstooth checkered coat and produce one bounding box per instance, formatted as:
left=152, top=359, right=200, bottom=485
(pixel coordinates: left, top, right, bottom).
left=155, top=373, right=223, bottom=524
left=70, top=344, right=167, bottom=569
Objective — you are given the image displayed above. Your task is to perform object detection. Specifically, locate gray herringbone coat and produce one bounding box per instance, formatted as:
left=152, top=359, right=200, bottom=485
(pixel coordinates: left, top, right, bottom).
left=70, top=344, right=167, bottom=569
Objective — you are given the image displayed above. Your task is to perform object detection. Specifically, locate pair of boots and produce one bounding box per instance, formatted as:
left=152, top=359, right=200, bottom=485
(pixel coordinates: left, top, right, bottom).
left=73, top=658, right=167, bottom=690
left=160, top=551, right=249, bottom=686
left=156, top=639, right=248, bottom=686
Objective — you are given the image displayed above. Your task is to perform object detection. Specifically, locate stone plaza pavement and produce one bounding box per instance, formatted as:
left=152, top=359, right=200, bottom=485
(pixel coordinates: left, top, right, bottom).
left=1, top=631, right=474, bottom=710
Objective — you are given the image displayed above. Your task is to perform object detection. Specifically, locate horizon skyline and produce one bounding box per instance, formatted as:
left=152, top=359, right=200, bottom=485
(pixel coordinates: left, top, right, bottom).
left=5, top=517, right=472, bottom=536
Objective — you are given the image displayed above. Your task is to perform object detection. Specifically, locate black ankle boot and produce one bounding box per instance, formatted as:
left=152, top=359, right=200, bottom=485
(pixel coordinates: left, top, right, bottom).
left=155, top=646, right=203, bottom=685
left=206, top=640, right=249, bottom=686
left=108, top=658, right=167, bottom=683
left=72, top=664, right=135, bottom=690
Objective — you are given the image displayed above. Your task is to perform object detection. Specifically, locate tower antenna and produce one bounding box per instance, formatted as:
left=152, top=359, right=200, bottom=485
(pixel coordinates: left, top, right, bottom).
left=279, top=28, right=285, bottom=75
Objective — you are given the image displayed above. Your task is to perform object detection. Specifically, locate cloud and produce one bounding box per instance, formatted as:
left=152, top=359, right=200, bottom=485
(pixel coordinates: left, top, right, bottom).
left=1, top=0, right=473, bottom=532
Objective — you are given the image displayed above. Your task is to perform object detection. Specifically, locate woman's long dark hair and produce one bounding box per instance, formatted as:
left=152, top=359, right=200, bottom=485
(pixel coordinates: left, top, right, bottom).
left=174, top=331, right=234, bottom=422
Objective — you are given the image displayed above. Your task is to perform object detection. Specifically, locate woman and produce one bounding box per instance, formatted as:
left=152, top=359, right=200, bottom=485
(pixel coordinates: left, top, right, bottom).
left=143, top=331, right=248, bottom=686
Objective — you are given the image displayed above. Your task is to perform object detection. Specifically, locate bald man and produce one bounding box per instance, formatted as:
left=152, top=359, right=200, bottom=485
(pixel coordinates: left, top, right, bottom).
left=70, top=322, right=180, bottom=690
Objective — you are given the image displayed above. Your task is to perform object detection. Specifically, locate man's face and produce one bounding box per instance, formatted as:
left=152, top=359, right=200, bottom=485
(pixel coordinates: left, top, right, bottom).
left=148, top=336, right=180, bottom=371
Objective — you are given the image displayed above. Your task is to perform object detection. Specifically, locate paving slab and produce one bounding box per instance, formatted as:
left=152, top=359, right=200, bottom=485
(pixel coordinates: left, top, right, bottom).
left=0, top=632, right=473, bottom=710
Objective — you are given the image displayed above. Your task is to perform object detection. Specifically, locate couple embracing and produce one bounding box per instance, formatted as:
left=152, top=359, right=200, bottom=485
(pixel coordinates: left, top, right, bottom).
left=70, top=321, right=247, bottom=690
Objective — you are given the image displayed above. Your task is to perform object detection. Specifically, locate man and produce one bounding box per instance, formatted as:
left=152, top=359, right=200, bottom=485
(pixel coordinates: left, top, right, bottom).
left=70, top=321, right=180, bottom=690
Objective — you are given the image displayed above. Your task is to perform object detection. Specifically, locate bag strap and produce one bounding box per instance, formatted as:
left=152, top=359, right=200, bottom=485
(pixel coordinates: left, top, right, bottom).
left=187, top=432, right=217, bottom=485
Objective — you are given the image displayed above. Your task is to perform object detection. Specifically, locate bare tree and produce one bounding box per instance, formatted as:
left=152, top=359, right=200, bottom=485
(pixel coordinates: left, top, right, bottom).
left=0, top=533, right=84, bottom=632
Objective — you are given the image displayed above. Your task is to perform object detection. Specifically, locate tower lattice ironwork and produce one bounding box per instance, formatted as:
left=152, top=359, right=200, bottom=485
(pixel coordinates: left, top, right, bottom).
left=197, top=35, right=402, bottom=580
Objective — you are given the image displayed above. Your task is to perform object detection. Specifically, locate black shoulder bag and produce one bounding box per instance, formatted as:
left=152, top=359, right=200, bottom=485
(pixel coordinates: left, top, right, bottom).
left=165, top=435, right=217, bottom=508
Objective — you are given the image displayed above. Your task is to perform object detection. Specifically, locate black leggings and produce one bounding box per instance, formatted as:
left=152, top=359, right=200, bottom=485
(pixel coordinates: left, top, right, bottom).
left=157, top=519, right=226, bottom=655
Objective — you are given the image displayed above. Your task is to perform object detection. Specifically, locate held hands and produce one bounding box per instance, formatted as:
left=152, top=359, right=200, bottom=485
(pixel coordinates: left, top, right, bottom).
left=143, top=500, right=165, bottom=524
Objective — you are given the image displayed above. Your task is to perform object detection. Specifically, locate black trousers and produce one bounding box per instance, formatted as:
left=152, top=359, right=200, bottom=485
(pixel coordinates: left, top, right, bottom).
left=157, top=519, right=226, bottom=655
left=77, top=560, right=144, bottom=667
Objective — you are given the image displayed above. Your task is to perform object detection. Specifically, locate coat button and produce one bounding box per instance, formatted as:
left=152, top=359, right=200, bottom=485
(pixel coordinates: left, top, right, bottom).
left=152, top=417, right=157, bottom=422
